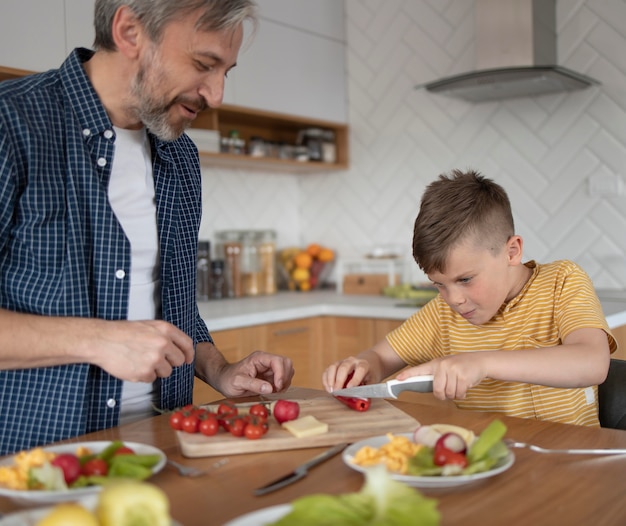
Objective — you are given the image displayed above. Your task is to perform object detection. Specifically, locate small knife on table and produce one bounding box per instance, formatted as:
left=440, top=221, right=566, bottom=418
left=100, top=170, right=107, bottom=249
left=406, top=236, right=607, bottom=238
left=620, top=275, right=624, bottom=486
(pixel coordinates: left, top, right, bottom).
left=331, top=375, right=434, bottom=399
left=254, top=443, right=348, bottom=496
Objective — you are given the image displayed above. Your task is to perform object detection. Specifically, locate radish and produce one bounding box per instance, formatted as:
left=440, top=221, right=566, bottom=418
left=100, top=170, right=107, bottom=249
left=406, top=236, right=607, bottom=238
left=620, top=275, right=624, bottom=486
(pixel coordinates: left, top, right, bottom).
left=412, top=425, right=442, bottom=447
left=435, top=432, right=467, bottom=455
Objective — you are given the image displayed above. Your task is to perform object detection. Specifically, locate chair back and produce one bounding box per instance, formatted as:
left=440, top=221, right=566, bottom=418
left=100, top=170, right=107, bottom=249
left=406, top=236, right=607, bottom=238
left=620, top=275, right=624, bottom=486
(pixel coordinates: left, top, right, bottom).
left=598, top=359, right=626, bottom=430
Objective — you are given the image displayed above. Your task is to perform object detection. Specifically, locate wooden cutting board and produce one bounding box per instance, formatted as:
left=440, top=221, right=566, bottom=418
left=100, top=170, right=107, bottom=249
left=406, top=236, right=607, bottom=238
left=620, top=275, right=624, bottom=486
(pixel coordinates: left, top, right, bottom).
left=176, top=389, right=420, bottom=458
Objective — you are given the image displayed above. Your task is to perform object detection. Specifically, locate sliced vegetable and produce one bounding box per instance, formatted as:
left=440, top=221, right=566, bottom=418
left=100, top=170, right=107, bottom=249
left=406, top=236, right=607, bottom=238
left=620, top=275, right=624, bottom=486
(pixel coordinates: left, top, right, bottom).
left=334, top=395, right=371, bottom=411
left=467, top=419, right=507, bottom=464
left=413, top=425, right=442, bottom=448
left=435, top=432, right=467, bottom=455
left=50, top=454, right=81, bottom=485
left=334, top=372, right=372, bottom=412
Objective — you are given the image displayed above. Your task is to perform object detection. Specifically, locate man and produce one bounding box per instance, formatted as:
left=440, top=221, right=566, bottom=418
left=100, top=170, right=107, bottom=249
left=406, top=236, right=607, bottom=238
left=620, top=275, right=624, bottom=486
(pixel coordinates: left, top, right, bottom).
left=0, top=0, right=294, bottom=455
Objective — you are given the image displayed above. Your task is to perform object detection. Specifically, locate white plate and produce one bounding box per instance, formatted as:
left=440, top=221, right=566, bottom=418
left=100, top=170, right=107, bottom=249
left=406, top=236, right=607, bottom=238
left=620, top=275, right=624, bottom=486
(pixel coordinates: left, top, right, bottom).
left=0, top=441, right=166, bottom=505
left=223, top=504, right=292, bottom=526
left=343, top=433, right=515, bottom=488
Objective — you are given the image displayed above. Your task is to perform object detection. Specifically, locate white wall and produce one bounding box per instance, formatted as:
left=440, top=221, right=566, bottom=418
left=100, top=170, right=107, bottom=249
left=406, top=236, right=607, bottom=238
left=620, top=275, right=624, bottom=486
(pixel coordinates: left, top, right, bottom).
left=294, top=0, right=626, bottom=288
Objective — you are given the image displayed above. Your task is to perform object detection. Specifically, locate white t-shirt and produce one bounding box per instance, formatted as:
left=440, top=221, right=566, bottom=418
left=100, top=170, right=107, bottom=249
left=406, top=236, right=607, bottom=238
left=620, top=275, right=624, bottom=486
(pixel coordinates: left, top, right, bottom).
left=108, top=126, right=161, bottom=424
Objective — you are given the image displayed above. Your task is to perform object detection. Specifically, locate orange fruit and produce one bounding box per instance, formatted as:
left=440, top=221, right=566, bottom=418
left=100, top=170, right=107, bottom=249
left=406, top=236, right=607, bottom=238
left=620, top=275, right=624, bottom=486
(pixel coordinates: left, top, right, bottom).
left=306, top=243, right=321, bottom=258
left=317, top=248, right=334, bottom=262
left=292, top=267, right=310, bottom=282
left=294, top=252, right=313, bottom=269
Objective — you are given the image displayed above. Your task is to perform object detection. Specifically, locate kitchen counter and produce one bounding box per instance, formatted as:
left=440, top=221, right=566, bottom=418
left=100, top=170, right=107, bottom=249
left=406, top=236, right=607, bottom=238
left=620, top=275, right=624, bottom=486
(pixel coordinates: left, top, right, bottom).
left=198, top=290, right=626, bottom=331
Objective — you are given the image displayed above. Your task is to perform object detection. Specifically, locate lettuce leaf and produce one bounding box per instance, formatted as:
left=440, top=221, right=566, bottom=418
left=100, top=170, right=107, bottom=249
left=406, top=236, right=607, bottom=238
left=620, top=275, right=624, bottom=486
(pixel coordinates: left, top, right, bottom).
left=269, top=465, right=440, bottom=526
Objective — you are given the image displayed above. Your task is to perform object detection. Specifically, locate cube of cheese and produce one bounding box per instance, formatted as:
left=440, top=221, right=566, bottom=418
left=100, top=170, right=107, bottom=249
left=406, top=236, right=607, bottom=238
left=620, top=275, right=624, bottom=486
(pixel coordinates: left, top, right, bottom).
left=282, top=415, right=329, bottom=438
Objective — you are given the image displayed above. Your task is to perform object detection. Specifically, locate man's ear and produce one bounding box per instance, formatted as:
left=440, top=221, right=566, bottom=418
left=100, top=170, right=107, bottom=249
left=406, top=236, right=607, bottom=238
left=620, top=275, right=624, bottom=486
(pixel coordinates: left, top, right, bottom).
left=507, top=235, right=524, bottom=264
left=110, top=5, right=144, bottom=59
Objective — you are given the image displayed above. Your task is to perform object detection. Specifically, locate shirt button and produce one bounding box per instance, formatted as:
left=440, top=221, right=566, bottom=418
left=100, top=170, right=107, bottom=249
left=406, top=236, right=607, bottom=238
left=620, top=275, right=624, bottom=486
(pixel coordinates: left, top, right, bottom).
left=103, top=129, right=114, bottom=139
left=82, top=128, right=91, bottom=137
left=106, top=398, right=117, bottom=408
left=115, top=269, right=126, bottom=279
left=97, top=157, right=107, bottom=167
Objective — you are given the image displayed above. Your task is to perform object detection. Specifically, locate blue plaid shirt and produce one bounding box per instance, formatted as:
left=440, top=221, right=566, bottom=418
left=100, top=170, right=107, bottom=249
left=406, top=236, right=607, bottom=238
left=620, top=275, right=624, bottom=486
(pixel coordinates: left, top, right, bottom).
left=0, top=48, right=212, bottom=455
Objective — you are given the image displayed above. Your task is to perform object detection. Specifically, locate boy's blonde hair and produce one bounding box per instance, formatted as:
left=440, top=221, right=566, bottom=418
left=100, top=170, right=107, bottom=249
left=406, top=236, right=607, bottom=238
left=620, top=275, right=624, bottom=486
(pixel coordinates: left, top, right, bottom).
left=412, top=170, right=514, bottom=274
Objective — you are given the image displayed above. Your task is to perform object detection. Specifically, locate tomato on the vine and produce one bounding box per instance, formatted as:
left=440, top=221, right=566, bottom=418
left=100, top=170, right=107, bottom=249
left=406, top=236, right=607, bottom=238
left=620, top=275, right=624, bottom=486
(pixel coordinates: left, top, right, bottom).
left=228, top=417, right=247, bottom=437
left=249, top=403, right=269, bottom=420
left=182, top=414, right=200, bottom=434
left=169, top=410, right=185, bottom=431
left=199, top=416, right=219, bottom=436
left=244, top=422, right=265, bottom=440
left=217, top=402, right=238, bottom=416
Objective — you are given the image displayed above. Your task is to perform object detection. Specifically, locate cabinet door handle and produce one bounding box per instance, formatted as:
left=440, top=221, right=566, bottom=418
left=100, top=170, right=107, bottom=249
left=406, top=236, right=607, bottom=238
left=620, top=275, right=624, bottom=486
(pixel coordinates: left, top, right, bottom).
left=272, top=327, right=309, bottom=337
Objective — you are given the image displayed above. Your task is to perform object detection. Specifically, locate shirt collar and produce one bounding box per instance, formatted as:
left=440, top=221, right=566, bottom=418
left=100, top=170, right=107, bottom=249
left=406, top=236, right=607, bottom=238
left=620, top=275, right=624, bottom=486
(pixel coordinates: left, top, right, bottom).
left=60, top=48, right=113, bottom=138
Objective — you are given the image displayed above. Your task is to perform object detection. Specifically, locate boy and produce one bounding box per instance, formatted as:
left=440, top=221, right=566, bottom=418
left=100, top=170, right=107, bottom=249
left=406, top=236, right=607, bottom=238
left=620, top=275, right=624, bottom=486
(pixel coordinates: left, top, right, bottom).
left=323, top=170, right=614, bottom=426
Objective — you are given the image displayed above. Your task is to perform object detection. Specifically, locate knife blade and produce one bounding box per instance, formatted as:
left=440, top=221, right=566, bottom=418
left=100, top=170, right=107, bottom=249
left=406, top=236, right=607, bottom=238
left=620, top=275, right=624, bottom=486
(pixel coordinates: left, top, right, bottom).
left=332, top=375, right=434, bottom=399
left=253, top=443, right=348, bottom=496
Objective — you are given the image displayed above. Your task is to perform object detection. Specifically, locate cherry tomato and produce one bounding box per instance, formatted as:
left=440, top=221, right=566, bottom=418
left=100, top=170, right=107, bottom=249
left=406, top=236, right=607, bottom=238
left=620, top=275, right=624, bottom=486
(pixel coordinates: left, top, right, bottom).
left=217, top=402, right=238, bottom=416
left=81, top=458, right=109, bottom=477
left=249, top=403, right=269, bottom=420
left=182, top=414, right=200, bottom=434
left=169, top=410, right=185, bottom=431
left=199, top=416, right=219, bottom=436
left=244, top=423, right=265, bottom=440
left=228, top=417, right=247, bottom=437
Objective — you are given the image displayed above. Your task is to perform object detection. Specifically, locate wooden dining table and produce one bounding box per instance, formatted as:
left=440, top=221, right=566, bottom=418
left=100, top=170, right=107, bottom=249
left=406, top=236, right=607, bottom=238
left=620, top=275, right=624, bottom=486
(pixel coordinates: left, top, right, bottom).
left=1, top=389, right=626, bottom=526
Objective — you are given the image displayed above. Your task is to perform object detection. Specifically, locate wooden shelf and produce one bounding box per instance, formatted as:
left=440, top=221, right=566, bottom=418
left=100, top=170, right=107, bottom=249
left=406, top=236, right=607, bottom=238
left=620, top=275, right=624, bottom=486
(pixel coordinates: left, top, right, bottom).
left=0, top=65, right=35, bottom=83
left=0, top=66, right=350, bottom=173
left=192, top=104, right=349, bottom=173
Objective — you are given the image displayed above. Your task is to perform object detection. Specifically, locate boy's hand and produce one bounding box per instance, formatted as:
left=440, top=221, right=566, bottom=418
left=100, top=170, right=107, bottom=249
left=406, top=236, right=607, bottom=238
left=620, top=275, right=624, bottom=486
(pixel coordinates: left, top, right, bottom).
left=322, top=357, right=371, bottom=393
left=397, top=353, right=487, bottom=400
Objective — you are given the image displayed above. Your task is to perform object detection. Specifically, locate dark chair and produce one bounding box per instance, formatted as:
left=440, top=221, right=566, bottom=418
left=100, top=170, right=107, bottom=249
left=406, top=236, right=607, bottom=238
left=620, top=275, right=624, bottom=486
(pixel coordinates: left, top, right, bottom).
left=598, top=359, right=626, bottom=430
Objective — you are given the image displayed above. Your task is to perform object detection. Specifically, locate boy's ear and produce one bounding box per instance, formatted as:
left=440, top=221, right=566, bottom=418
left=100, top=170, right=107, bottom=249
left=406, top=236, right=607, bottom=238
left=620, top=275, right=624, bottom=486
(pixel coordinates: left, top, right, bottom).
left=507, top=235, right=524, bottom=264
left=111, top=5, right=144, bottom=59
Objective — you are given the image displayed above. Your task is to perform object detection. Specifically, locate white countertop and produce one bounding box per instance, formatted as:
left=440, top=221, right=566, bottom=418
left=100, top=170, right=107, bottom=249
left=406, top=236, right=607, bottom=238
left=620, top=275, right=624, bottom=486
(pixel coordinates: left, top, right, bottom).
left=198, top=290, right=626, bottom=332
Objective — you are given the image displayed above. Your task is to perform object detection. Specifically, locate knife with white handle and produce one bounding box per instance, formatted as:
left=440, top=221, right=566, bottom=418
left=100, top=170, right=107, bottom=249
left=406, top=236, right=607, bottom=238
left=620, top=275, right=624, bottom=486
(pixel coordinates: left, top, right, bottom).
left=332, top=375, right=434, bottom=399
left=253, top=443, right=348, bottom=496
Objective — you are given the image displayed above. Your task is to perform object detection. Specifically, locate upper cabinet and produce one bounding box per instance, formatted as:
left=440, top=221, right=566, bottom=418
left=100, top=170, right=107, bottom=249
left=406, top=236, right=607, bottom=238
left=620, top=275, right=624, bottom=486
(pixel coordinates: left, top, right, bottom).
left=224, top=0, right=348, bottom=123
left=0, top=0, right=67, bottom=72
left=1, top=0, right=349, bottom=172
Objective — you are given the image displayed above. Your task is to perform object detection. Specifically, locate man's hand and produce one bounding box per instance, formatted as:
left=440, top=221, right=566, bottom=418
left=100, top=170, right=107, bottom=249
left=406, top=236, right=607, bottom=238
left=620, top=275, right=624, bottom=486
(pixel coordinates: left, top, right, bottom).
left=88, top=320, right=195, bottom=382
left=212, top=350, right=294, bottom=398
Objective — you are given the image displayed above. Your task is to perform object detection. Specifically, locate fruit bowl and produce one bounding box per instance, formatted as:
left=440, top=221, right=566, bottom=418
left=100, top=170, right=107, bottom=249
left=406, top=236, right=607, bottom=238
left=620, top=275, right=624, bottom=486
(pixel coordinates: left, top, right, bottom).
left=277, top=245, right=335, bottom=291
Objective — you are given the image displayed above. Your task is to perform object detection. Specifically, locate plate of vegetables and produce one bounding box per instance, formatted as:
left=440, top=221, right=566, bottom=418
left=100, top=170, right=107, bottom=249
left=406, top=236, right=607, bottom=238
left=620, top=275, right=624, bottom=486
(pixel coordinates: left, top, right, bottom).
left=0, top=441, right=166, bottom=505
left=343, top=420, right=514, bottom=488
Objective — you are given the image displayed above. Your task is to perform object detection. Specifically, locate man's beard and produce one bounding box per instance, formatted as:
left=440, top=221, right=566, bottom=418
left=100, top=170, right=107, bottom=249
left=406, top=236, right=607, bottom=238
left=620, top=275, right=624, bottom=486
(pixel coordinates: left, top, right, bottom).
left=130, top=47, right=207, bottom=142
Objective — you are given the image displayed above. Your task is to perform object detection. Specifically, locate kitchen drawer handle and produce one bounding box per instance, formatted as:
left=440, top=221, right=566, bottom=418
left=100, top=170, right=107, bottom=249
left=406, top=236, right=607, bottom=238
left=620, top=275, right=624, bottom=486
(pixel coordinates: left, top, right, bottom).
left=272, top=327, right=309, bottom=336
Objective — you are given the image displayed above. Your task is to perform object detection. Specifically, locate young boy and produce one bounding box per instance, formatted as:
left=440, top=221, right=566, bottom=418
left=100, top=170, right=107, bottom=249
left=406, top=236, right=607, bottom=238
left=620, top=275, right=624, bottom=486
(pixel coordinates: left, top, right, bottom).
left=323, top=170, right=615, bottom=426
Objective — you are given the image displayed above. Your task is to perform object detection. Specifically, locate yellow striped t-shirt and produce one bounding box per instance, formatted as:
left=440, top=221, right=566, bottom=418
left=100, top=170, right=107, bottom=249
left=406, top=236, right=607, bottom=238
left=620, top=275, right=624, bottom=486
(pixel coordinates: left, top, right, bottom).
left=386, top=260, right=617, bottom=426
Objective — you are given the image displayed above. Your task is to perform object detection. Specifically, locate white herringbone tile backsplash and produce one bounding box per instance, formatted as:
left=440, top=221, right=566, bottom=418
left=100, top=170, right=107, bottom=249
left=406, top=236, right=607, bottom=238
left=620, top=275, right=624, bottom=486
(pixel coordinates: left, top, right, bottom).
left=200, top=0, right=626, bottom=289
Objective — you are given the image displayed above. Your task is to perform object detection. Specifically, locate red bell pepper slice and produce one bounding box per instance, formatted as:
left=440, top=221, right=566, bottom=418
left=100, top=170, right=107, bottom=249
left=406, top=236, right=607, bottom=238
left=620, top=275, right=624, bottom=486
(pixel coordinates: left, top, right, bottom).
left=334, top=372, right=371, bottom=412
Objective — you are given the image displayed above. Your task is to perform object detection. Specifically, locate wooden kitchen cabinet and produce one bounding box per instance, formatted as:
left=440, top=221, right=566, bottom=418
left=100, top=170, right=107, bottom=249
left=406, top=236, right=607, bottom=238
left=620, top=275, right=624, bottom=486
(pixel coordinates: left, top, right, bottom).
left=321, top=316, right=403, bottom=364
left=263, top=318, right=324, bottom=389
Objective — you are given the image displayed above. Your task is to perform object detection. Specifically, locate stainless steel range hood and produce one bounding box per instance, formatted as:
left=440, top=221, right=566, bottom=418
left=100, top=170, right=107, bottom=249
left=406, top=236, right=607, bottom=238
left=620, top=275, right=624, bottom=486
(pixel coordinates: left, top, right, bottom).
left=418, top=0, right=600, bottom=103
